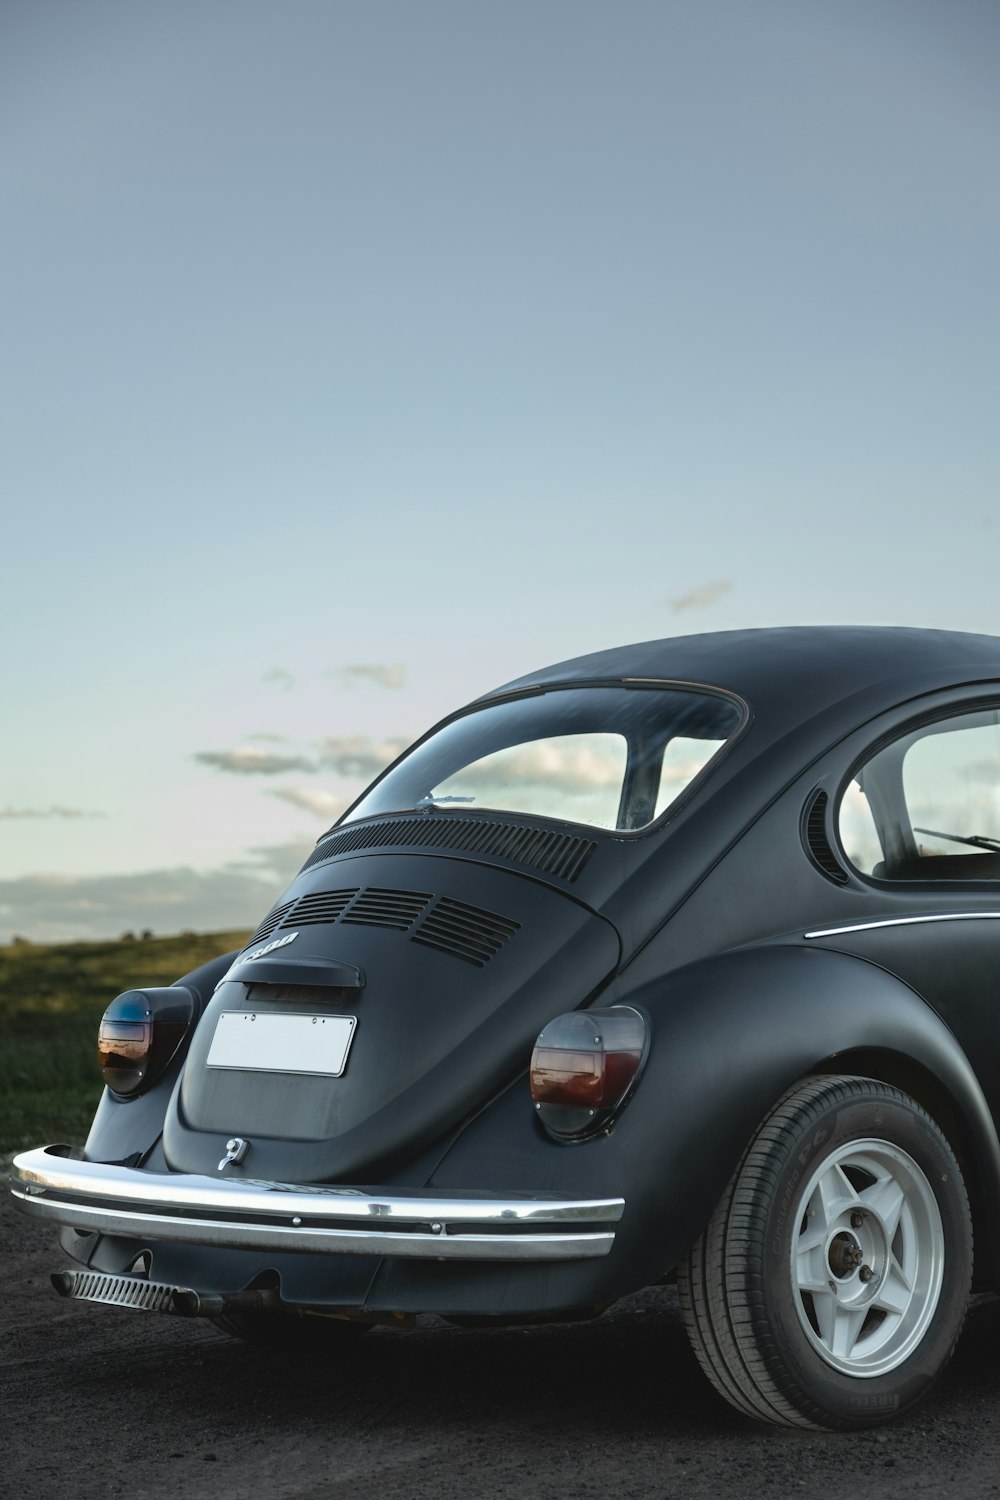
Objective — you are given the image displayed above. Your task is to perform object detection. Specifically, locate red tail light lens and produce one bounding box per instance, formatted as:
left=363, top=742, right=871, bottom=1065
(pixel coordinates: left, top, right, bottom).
left=530, top=1006, right=648, bottom=1139
left=97, top=987, right=196, bottom=1098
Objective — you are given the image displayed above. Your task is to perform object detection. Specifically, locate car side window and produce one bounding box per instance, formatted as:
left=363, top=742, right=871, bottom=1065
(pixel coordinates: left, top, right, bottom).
left=839, top=707, right=1000, bottom=881
left=837, top=778, right=884, bottom=874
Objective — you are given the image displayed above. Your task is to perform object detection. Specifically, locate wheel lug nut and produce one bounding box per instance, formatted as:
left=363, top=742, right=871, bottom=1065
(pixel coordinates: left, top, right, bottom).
left=851, top=1212, right=864, bottom=1229
left=860, top=1265, right=873, bottom=1282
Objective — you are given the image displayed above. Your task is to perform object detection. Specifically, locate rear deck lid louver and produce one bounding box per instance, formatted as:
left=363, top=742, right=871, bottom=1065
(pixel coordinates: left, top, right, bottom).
left=287, top=889, right=357, bottom=926
left=246, top=898, right=298, bottom=946
left=241, top=886, right=520, bottom=967
left=411, top=897, right=521, bottom=967
left=341, top=888, right=432, bottom=931
left=300, top=816, right=597, bottom=883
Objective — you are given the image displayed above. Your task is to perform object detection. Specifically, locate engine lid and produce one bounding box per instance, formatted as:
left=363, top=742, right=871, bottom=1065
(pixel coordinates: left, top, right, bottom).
left=163, top=852, right=621, bottom=1180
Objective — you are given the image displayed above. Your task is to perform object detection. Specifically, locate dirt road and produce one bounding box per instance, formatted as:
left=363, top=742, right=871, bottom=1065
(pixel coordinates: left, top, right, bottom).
left=4, top=1204, right=1000, bottom=1499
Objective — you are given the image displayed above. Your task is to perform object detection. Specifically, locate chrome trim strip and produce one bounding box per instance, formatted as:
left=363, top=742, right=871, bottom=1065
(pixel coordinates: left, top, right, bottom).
left=15, top=1194, right=617, bottom=1260
left=10, top=1147, right=624, bottom=1263
left=805, top=912, right=1000, bottom=939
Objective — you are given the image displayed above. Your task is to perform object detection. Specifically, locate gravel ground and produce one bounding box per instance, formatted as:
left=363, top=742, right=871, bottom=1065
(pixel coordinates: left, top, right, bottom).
left=4, top=1194, right=1000, bottom=1500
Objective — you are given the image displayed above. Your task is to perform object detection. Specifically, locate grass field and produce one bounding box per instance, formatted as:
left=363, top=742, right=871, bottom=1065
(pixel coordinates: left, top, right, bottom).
left=0, top=930, right=250, bottom=1155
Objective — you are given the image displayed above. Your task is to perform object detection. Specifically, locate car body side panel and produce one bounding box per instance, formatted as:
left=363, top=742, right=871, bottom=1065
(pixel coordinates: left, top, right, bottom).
left=805, top=923, right=1000, bottom=1125
left=23, top=630, right=1000, bottom=1337
left=368, top=945, right=1000, bottom=1315
left=70, top=942, right=1000, bottom=1317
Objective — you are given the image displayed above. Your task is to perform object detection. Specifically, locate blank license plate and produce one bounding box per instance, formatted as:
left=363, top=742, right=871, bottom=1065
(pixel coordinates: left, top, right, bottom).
left=206, top=1012, right=357, bottom=1076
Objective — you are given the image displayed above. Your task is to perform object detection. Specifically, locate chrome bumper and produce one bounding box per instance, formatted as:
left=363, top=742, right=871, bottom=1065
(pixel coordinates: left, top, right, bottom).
left=10, top=1146, right=625, bottom=1262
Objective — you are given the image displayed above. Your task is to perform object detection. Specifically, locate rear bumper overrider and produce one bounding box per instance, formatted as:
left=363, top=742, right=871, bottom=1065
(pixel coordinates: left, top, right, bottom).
left=11, top=1145, right=625, bottom=1262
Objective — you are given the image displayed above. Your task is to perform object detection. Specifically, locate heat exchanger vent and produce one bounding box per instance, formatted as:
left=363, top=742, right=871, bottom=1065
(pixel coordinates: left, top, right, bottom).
left=57, top=1271, right=181, bottom=1314
left=301, top=816, right=597, bottom=882
left=288, top=888, right=358, bottom=926
left=340, top=887, right=432, bottom=930
left=246, top=899, right=298, bottom=946
left=803, top=790, right=849, bottom=885
left=411, top=897, right=521, bottom=967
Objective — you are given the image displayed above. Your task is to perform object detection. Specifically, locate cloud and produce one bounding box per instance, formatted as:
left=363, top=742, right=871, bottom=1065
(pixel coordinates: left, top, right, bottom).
left=0, top=840, right=313, bottom=945
left=246, top=731, right=288, bottom=744
left=452, top=740, right=624, bottom=796
left=262, top=667, right=295, bottom=690
left=269, top=787, right=347, bottom=819
left=669, top=579, right=732, bottom=613
left=0, top=805, right=105, bottom=820
left=194, top=748, right=317, bottom=775
left=423, top=740, right=626, bottom=827
left=318, top=735, right=410, bottom=779
left=333, top=662, right=407, bottom=691
left=964, top=757, right=1000, bottom=783
left=226, top=840, right=315, bottom=877
left=657, top=752, right=720, bottom=786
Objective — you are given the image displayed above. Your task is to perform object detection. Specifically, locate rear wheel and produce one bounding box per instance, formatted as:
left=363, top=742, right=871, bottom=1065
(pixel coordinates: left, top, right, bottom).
left=678, top=1075, right=973, bottom=1428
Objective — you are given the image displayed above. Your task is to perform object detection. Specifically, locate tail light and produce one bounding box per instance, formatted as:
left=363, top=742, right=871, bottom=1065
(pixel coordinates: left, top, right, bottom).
left=530, top=1006, right=648, bottom=1139
left=97, top=987, right=196, bottom=1098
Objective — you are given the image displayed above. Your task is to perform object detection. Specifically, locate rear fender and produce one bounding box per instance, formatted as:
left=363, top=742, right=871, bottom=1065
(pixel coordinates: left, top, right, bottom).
left=82, top=950, right=239, bottom=1166
left=614, top=944, right=1000, bottom=1285
left=426, top=944, right=1000, bottom=1304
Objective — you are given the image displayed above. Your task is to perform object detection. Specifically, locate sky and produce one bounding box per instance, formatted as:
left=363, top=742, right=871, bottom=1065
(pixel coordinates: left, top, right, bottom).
left=2, top=0, right=999, bottom=942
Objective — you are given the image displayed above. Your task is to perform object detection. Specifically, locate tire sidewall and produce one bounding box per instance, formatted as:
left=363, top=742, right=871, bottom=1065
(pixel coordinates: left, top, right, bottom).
left=749, top=1086, right=971, bottom=1427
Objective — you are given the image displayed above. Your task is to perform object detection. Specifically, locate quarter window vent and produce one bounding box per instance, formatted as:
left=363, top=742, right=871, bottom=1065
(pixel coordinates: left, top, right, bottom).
left=411, top=897, right=521, bottom=967
left=300, top=816, right=597, bottom=882
left=804, top=791, right=849, bottom=885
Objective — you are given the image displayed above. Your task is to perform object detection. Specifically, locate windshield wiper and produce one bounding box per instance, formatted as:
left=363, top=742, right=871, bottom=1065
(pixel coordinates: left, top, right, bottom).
left=417, top=794, right=476, bottom=806
left=913, top=826, right=1000, bottom=852
left=348, top=798, right=477, bottom=818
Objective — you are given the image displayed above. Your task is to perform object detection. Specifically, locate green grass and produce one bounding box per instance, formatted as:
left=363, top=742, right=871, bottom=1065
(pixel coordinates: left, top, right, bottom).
left=0, top=930, right=250, bottom=1155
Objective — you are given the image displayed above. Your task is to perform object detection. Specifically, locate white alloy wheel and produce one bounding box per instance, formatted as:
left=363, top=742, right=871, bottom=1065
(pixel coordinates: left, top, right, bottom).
left=678, top=1075, right=972, bottom=1429
left=791, top=1139, right=944, bottom=1377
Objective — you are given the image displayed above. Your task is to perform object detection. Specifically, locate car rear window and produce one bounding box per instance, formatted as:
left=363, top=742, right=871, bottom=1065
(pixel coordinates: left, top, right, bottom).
left=342, top=685, right=745, bottom=834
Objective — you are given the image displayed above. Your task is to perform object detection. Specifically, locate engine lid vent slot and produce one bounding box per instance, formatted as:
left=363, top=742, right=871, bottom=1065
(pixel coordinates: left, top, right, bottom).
left=290, top=889, right=358, bottom=926
left=243, top=887, right=520, bottom=966
left=340, top=887, right=433, bottom=931
left=411, top=897, right=521, bottom=967
left=246, top=899, right=298, bottom=946
left=301, top=816, right=597, bottom=882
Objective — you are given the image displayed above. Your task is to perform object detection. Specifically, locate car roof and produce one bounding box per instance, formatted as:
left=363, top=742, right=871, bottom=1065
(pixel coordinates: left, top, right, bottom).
left=483, top=626, right=1000, bottom=740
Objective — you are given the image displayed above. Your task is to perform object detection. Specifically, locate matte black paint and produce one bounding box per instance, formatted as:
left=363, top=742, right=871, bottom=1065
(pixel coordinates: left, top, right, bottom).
left=163, top=854, right=621, bottom=1179
left=71, top=627, right=1000, bottom=1316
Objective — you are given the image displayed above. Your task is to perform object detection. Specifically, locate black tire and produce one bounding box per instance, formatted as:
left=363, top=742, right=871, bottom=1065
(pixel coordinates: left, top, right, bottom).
left=677, top=1075, right=973, bottom=1429
left=212, top=1309, right=373, bottom=1348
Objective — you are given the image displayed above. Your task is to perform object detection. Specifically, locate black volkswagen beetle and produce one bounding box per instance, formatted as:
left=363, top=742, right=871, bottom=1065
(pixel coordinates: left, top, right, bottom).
left=13, top=625, right=1000, bottom=1430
